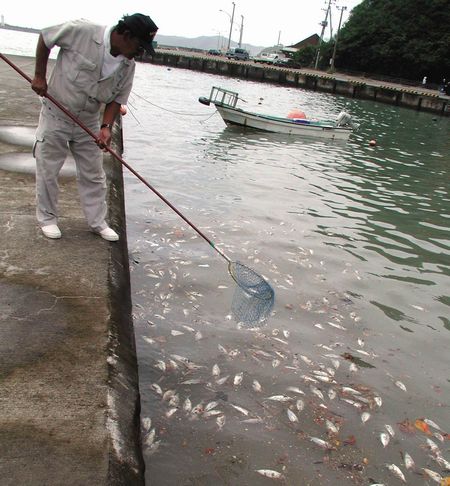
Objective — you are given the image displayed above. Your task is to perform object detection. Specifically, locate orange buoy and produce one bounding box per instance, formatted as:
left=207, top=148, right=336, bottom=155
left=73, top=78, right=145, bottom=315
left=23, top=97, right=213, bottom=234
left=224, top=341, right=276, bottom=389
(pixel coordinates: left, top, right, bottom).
left=120, top=105, right=128, bottom=116
left=369, top=139, right=377, bottom=146
left=287, top=110, right=306, bottom=119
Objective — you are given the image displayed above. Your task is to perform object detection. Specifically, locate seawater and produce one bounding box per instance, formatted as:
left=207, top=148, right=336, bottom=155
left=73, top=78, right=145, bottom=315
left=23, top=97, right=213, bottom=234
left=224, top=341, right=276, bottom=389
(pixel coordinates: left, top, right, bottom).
left=126, top=64, right=450, bottom=485
left=1, top=29, right=449, bottom=485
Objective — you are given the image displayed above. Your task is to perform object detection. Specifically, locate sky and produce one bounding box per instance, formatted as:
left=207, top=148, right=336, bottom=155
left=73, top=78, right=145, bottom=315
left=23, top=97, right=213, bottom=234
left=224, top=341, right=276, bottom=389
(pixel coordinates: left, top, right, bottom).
left=1, top=0, right=364, bottom=48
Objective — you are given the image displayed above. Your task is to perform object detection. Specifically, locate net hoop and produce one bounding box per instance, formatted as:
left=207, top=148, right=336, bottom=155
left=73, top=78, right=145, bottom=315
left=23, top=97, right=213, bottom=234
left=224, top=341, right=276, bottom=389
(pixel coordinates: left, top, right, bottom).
left=228, top=261, right=274, bottom=301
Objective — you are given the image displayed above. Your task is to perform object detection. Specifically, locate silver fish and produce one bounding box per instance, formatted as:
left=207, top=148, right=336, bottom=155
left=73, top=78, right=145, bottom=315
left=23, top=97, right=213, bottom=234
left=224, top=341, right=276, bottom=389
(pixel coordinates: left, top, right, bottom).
left=154, top=360, right=166, bottom=372
left=150, top=383, right=163, bottom=396
left=328, top=321, right=347, bottom=330
left=434, top=454, right=450, bottom=470
left=296, top=399, right=305, bottom=411
left=385, top=424, right=395, bottom=437
left=300, top=355, right=314, bottom=365
left=144, top=428, right=156, bottom=447
left=424, top=418, right=442, bottom=432
left=203, top=410, right=223, bottom=418
left=165, top=408, right=177, bottom=418
left=216, top=415, right=226, bottom=430
left=301, top=375, right=318, bottom=384
left=349, top=363, right=358, bottom=373
left=168, top=394, right=180, bottom=407
left=252, top=380, right=262, bottom=392
left=191, top=402, right=204, bottom=415
left=183, top=397, right=192, bottom=412
left=216, top=375, right=229, bottom=385
left=374, top=396, right=383, bottom=407
left=205, top=401, right=219, bottom=412
left=380, top=432, right=390, bottom=447
left=422, top=468, right=442, bottom=483
left=395, top=380, right=407, bottom=392
left=361, top=412, right=371, bottom=423
left=331, top=359, right=340, bottom=369
left=341, top=386, right=361, bottom=395
left=341, top=398, right=362, bottom=409
left=242, top=417, right=263, bottom=424
left=142, top=417, right=152, bottom=431
left=403, top=452, right=415, bottom=470
left=386, top=464, right=406, bottom=483
left=287, top=409, right=299, bottom=423
left=230, top=403, right=249, bottom=416
left=426, top=438, right=441, bottom=455
left=286, top=386, right=305, bottom=395
left=233, top=372, right=244, bottom=386
left=266, top=395, right=292, bottom=402
left=310, top=437, right=334, bottom=450
left=180, top=379, right=202, bottom=385
left=325, top=419, right=339, bottom=434
left=328, top=388, right=337, bottom=400
left=310, top=386, right=324, bottom=400
left=162, top=389, right=176, bottom=401
left=255, top=469, right=285, bottom=480
left=212, top=364, right=221, bottom=377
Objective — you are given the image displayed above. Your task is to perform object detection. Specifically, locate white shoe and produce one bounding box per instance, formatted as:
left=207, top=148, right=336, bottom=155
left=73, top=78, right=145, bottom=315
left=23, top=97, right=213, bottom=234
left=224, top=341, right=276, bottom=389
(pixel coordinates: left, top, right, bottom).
left=41, top=224, right=61, bottom=239
left=97, top=227, right=119, bottom=241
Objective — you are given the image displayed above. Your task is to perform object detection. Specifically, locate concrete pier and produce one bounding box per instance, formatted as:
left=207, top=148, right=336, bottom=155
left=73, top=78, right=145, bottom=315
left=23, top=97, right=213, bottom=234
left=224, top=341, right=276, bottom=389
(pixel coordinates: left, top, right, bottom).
left=148, top=50, right=450, bottom=116
left=0, top=55, right=143, bottom=485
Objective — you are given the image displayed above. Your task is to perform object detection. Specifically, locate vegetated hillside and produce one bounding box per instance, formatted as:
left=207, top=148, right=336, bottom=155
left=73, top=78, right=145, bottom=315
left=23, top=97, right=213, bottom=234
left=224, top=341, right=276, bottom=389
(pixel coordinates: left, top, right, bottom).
left=336, top=0, right=450, bottom=82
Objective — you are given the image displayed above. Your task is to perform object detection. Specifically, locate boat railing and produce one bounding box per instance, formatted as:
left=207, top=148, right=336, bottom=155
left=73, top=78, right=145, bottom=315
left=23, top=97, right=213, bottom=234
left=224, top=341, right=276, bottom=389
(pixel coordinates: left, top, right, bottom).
left=207, top=86, right=239, bottom=108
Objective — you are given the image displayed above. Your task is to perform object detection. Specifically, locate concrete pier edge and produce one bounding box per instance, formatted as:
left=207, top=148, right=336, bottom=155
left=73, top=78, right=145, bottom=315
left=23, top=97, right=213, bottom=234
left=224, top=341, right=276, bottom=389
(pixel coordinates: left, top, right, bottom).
left=104, top=123, right=145, bottom=484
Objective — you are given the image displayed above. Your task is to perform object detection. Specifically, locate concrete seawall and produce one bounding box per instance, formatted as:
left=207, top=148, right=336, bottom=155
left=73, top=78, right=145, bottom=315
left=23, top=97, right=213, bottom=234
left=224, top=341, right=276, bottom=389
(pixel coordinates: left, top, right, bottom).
left=0, top=55, right=144, bottom=484
left=147, top=50, right=450, bottom=116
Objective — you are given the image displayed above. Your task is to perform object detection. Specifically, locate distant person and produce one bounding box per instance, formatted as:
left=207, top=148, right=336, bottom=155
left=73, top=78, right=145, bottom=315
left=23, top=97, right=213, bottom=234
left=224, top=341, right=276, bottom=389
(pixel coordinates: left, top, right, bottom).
left=422, top=76, right=427, bottom=86
left=445, top=81, right=450, bottom=96
left=31, top=13, right=158, bottom=240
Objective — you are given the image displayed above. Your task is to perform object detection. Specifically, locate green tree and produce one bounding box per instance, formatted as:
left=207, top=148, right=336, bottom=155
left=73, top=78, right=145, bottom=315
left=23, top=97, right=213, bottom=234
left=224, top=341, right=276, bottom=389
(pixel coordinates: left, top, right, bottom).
left=335, top=0, right=450, bottom=82
left=294, top=45, right=316, bottom=67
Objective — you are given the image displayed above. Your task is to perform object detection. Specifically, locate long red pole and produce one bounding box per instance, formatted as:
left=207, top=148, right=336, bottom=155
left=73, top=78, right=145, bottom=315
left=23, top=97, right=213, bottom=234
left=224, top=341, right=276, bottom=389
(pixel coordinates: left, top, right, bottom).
left=0, top=52, right=231, bottom=263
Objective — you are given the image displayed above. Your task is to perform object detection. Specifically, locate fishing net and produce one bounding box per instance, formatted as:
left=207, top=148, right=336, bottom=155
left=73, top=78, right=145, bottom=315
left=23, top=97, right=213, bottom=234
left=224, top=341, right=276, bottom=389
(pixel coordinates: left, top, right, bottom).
left=229, top=261, right=275, bottom=327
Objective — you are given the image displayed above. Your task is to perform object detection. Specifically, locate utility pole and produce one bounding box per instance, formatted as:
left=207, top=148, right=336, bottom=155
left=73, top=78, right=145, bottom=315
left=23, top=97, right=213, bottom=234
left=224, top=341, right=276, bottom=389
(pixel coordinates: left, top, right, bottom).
left=330, top=5, right=346, bottom=71
left=238, top=15, right=244, bottom=47
left=314, top=0, right=333, bottom=69
left=277, top=30, right=281, bottom=45
left=227, top=2, right=236, bottom=51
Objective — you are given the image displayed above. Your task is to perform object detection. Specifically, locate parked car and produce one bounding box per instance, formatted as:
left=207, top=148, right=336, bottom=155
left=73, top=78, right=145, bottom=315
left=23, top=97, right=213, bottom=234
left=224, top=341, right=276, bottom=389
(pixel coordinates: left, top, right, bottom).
left=233, top=48, right=250, bottom=61
left=273, top=58, right=302, bottom=69
left=208, top=49, right=221, bottom=56
left=253, top=53, right=280, bottom=64
left=226, top=48, right=235, bottom=59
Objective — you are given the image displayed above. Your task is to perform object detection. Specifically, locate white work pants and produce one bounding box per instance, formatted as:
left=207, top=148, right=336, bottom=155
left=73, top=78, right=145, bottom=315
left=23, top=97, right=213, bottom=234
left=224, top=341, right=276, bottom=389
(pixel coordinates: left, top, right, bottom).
left=34, top=105, right=107, bottom=232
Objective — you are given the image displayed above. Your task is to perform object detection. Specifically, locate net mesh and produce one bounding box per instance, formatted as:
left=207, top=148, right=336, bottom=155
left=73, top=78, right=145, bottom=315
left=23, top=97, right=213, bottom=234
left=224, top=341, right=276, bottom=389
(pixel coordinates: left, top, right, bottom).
left=229, top=261, right=275, bottom=327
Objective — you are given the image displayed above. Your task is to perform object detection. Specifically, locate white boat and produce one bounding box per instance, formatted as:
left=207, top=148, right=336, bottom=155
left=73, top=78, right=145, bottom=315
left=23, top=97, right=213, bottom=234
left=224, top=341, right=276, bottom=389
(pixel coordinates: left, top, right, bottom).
left=199, top=87, right=357, bottom=140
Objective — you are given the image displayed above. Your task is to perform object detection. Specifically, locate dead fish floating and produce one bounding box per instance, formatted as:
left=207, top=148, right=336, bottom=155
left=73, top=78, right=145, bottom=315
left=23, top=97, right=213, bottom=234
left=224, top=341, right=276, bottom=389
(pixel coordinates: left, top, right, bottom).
left=255, top=469, right=285, bottom=480
left=385, top=463, right=406, bottom=483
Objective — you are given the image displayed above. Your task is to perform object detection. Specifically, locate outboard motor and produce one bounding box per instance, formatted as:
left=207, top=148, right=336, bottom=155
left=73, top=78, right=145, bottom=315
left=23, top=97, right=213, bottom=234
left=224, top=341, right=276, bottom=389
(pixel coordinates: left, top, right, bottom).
left=336, top=111, right=352, bottom=126
left=336, top=111, right=359, bottom=129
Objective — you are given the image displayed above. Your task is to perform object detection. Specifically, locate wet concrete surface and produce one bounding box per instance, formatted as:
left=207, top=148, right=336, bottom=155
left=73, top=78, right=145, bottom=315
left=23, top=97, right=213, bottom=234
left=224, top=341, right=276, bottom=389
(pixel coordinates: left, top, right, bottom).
left=0, top=55, right=143, bottom=484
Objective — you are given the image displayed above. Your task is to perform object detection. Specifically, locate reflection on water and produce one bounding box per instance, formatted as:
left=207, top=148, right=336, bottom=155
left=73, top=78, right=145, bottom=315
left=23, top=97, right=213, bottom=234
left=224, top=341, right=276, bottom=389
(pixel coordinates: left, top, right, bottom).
left=124, top=64, right=450, bottom=484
